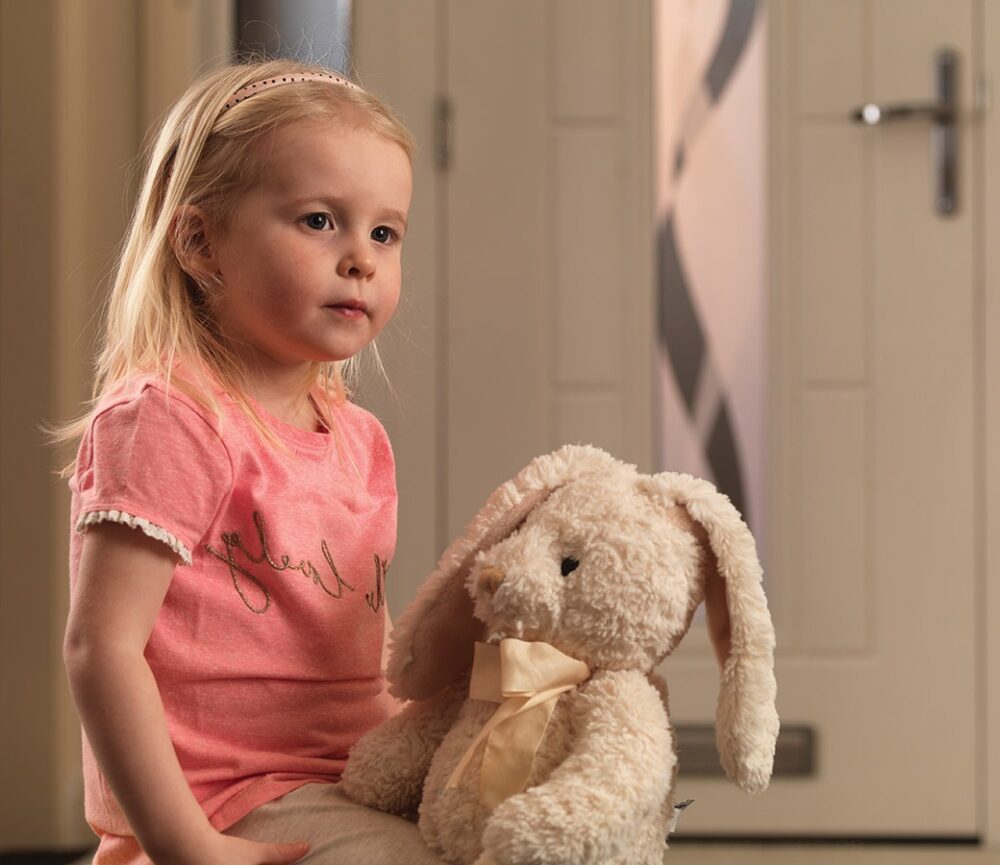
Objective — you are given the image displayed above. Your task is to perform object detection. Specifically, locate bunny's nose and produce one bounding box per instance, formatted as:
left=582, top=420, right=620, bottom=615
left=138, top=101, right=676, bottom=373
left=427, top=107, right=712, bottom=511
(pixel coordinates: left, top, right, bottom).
left=479, top=566, right=506, bottom=594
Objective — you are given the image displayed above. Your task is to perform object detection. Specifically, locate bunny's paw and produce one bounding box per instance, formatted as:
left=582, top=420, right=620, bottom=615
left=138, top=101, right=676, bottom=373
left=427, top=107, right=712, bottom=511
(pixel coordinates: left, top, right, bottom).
left=481, top=788, right=623, bottom=865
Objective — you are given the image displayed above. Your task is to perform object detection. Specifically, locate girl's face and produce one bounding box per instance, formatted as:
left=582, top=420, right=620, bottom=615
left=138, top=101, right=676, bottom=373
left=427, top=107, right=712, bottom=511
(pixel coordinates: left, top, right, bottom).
left=208, top=118, right=412, bottom=379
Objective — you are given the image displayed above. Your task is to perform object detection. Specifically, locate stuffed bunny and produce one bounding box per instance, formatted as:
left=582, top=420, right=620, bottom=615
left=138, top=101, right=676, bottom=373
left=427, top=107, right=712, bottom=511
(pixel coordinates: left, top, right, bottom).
left=340, top=445, right=778, bottom=865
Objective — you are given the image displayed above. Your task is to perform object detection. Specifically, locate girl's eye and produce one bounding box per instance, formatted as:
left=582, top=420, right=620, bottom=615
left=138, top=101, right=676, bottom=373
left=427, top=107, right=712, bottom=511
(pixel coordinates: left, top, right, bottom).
left=303, top=213, right=331, bottom=231
left=371, top=225, right=398, bottom=245
left=560, top=557, right=580, bottom=577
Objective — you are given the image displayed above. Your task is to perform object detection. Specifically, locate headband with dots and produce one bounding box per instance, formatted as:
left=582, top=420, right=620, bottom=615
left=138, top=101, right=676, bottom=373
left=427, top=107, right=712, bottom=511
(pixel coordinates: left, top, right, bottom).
left=219, top=71, right=361, bottom=114
left=164, top=72, right=362, bottom=182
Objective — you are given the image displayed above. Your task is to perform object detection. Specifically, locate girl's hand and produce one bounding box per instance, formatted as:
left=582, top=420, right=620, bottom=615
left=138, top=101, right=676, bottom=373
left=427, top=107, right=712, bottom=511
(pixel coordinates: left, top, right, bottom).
left=188, top=835, right=309, bottom=865
left=158, top=829, right=309, bottom=865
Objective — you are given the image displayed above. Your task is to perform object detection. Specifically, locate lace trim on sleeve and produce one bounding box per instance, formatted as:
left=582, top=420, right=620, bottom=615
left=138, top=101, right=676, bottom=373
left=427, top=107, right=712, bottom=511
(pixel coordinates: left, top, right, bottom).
left=76, top=510, right=193, bottom=566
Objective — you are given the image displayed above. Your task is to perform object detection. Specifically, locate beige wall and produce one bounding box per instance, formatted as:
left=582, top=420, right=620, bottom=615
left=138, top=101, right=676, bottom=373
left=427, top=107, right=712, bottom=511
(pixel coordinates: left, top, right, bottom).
left=984, top=0, right=1000, bottom=845
left=2, top=0, right=144, bottom=847
left=1, top=0, right=63, bottom=846
left=0, top=0, right=229, bottom=848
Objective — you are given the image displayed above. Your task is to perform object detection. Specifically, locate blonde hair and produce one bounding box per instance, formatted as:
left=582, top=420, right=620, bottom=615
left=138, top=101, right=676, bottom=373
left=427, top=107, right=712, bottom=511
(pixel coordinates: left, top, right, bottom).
left=44, top=58, right=414, bottom=477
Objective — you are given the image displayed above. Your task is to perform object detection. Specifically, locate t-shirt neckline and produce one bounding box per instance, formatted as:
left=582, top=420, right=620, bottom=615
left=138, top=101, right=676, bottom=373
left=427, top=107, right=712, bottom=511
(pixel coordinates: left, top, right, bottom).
left=243, top=391, right=332, bottom=451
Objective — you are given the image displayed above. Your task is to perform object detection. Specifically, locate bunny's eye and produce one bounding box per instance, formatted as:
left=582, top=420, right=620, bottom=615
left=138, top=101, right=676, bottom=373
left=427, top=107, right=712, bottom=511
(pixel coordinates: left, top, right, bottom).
left=560, top=557, right=580, bottom=577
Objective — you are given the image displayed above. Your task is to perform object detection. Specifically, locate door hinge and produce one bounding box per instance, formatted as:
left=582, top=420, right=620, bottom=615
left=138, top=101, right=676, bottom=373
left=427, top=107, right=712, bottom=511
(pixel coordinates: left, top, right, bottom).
left=435, top=95, right=453, bottom=172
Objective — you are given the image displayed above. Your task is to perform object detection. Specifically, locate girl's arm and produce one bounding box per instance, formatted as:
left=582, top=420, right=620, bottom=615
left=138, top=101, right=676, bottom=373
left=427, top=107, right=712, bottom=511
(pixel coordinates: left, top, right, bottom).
left=64, top=521, right=308, bottom=865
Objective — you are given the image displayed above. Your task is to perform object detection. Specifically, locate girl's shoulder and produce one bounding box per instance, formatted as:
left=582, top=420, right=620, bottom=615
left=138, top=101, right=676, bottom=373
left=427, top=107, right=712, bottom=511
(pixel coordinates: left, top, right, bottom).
left=334, top=398, right=389, bottom=436
left=92, top=370, right=225, bottom=436
left=80, top=370, right=233, bottom=480
left=329, top=399, right=396, bottom=490
left=72, top=371, right=235, bottom=561
left=334, top=399, right=394, bottom=454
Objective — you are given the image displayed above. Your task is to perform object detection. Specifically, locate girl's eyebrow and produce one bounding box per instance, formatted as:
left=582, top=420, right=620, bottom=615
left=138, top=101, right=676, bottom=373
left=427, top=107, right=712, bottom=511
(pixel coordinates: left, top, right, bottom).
left=287, top=194, right=408, bottom=228
left=380, top=209, right=409, bottom=229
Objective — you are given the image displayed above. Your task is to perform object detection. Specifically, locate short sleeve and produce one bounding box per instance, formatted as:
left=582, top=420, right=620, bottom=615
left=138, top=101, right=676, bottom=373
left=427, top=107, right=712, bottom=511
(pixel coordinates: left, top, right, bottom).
left=74, top=384, right=233, bottom=565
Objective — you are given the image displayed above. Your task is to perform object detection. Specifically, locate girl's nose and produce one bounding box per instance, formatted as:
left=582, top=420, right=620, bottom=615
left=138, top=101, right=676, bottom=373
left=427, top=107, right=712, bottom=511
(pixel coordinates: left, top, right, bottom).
left=337, top=244, right=375, bottom=280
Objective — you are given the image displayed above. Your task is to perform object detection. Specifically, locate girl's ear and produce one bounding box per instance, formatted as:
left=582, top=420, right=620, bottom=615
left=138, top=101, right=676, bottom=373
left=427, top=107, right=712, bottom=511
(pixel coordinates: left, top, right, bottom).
left=651, top=472, right=779, bottom=794
left=386, top=444, right=623, bottom=701
left=169, top=204, right=221, bottom=283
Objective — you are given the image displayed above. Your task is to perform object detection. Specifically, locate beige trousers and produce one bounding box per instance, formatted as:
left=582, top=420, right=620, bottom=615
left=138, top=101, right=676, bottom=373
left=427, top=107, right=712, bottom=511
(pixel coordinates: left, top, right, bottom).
left=223, top=782, right=446, bottom=865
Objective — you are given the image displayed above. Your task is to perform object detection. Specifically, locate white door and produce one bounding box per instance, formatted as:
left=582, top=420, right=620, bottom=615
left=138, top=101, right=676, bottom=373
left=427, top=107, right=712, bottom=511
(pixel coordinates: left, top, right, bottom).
left=442, top=0, right=654, bottom=536
left=665, top=0, right=982, bottom=837
left=356, top=0, right=991, bottom=840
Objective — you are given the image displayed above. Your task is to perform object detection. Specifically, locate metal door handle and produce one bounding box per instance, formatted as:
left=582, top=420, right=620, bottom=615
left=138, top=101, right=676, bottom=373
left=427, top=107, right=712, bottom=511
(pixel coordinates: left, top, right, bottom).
left=852, top=102, right=952, bottom=125
left=850, top=49, right=958, bottom=215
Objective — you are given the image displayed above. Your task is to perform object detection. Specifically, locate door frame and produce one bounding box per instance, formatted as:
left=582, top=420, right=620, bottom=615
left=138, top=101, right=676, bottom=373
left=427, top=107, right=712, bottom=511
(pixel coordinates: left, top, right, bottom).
left=982, top=0, right=1000, bottom=848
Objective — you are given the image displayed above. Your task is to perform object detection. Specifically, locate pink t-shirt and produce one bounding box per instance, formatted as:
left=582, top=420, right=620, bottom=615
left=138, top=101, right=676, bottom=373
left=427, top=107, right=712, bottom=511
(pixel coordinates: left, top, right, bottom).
left=68, top=370, right=398, bottom=863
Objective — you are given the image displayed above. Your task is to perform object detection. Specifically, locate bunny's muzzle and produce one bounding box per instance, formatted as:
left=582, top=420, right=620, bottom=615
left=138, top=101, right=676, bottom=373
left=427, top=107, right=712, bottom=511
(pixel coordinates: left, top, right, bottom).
left=478, top=565, right=506, bottom=594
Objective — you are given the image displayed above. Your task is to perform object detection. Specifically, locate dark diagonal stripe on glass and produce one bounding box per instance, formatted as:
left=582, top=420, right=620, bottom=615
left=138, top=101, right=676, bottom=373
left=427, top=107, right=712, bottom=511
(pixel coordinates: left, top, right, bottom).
left=657, top=0, right=758, bottom=520
left=658, top=215, right=704, bottom=415
left=707, top=399, right=747, bottom=519
left=705, top=0, right=758, bottom=101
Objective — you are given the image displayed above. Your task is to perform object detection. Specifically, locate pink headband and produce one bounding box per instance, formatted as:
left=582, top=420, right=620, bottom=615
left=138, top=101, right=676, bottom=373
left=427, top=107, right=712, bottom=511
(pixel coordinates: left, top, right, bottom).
left=219, top=71, right=361, bottom=114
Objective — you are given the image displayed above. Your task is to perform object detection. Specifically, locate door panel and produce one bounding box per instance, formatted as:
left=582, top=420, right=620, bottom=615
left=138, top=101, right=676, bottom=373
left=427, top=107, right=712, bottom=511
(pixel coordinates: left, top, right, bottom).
left=445, top=0, right=653, bottom=539
left=665, top=0, right=979, bottom=835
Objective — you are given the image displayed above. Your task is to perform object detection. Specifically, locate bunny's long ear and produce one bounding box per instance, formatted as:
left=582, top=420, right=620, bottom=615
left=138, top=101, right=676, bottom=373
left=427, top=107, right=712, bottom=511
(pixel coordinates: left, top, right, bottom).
left=652, top=472, right=779, bottom=794
left=387, top=444, right=623, bottom=701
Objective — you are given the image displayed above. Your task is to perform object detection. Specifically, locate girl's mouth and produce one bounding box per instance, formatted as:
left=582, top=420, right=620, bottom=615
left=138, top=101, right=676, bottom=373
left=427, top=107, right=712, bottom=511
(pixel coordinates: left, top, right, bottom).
left=325, top=301, right=368, bottom=318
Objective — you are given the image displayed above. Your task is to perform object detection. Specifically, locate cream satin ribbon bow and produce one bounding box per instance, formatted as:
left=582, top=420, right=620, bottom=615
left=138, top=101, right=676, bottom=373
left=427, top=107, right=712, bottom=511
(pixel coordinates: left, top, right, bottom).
left=446, top=638, right=591, bottom=811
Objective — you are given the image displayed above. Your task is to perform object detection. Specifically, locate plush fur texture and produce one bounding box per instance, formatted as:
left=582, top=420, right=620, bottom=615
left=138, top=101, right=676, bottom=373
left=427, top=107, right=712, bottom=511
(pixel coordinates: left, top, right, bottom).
left=340, top=445, right=778, bottom=864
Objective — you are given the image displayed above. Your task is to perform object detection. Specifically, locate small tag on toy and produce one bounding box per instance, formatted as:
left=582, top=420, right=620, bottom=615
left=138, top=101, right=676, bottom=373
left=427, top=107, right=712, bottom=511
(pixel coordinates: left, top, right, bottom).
left=667, top=799, right=694, bottom=834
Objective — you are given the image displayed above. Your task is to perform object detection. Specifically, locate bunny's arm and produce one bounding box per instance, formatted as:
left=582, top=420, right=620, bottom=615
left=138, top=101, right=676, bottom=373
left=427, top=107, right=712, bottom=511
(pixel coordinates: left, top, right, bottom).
left=481, top=669, right=674, bottom=865
left=339, top=679, right=467, bottom=816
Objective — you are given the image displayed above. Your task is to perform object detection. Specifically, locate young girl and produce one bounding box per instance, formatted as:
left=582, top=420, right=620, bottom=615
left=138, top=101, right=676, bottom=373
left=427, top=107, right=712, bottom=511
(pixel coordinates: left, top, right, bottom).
left=50, top=59, right=445, bottom=865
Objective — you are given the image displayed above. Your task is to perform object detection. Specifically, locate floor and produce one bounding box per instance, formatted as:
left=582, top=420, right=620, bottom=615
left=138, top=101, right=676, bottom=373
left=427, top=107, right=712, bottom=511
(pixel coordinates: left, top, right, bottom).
left=665, top=843, right=1000, bottom=864
left=4, top=844, right=993, bottom=865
